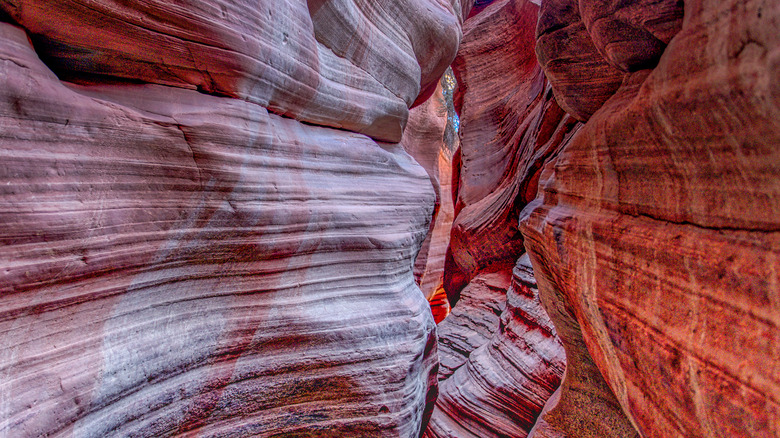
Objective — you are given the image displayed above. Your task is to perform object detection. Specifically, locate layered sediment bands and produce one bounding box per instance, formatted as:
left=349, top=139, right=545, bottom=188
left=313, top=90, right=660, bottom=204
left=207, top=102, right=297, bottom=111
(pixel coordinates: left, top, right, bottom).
left=535, top=0, right=624, bottom=122
left=401, top=83, right=456, bottom=307
left=524, top=246, right=641, bottom=438
left=436, top=271, right=511, bottom=380
left=577, top=0, right=683, bottom=71
left=535, top=0, right=683, bottom=122
left=522, top=0, right=780, bottom=435
left=445, top=0, right=580, bottom=302
left=426, top=256, right=565, bottom=438
left=0, top=19, right=441, bottom=437
left=0, top=0, right=462, bottom=142
left=428, top=0, right=575, bottom=436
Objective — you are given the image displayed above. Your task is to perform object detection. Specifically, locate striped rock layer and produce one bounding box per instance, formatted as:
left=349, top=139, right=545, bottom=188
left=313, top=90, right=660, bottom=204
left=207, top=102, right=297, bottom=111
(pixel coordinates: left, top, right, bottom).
left=427, top=0, right=573, bottom=437
left=0, top=0, right=464, bottom=142
left=401, top=82, right=457, bottom=314
left=0, top=0, right=466, bottom=435
left=523, top=0, right=780, bottom=435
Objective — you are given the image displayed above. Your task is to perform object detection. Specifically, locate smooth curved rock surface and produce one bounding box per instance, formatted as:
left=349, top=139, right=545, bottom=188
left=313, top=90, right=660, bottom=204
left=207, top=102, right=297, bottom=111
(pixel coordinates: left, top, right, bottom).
left=522, top=245, right=641, bottom=438
left=535, top=0, right=625, bottom=121
left=578, top=0, right=683, bottom=71
left=522, top=0, right=780, bottom=435
left=0, top=16, right=444, bottom=436
left=426, top=255, right=565, bottom=438
left=0, top=0, right=462, bottom=142
left=436, top=271, right=511, bottom=380
left=427, top=0, right=574, bottom=436
left=445, top=0, right=579, bottom=302
left=402, top=82, right=456, bottom=309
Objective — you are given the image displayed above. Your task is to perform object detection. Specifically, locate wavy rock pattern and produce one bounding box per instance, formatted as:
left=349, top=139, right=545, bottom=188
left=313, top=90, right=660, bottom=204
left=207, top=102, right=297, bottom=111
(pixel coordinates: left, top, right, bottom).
left=534, top=0, right=624, bottom=121
left=444, top=0, right=569, bottom=301
left=426, top=256, right=565, bottom=438
left=523, top=0, right=780, bottom=435
left=0, top=1, right=458, bottom=432
left=577, top=0, right=683, bottom=71
left=436, top=271, right=511, bottom=380
left=427, top=0, right=575, bottom=436
left=402, top=83, right=456, bottom=310
left=535, top=0, right=683, bottom=123
left=0, top=0, right=462, bottom=142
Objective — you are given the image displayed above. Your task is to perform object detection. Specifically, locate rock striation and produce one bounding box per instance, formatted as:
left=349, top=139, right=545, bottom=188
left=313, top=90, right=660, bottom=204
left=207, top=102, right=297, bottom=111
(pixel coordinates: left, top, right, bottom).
left=427, top=0, right=576, bottom=436
left=427, top=256, right=565, bottom=438
left=401, top=81, right=457, bottom=318
left=0, top=0, right=465, bottom=435
left=0, top=0, right=463, bottom=142
left=535, top=0, right=683, bottom=121
left=436, top=270, right=511, bottom=380
left=3, top=0, right=778, bottom=436
left=444, top=0, right=579, bottom=304
left=522, top=0, right=780, bottom=435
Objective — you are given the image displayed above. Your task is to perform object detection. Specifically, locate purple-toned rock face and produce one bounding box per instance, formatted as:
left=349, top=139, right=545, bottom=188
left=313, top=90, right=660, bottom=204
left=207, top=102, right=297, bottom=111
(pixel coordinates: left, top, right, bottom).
left=0, top=0, right=465, bottom=435
left=0, top=0, right=462, bottom=142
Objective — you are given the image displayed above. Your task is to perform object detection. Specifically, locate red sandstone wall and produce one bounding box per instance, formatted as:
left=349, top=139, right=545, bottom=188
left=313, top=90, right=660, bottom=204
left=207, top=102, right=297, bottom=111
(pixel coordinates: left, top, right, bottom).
left=524, top=0, right=780, bottom=435
left=426, top=0, right=574, bottom=436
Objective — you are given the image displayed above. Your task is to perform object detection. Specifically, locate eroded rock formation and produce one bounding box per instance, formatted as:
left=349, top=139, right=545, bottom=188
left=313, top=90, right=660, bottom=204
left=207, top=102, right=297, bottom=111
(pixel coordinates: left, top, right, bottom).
left=427, top=0, right=575, bottom=436
left=444, top=0, right=578, bottom=302
left=2, top=0, right=778, bottom=436
left=522, top=0, right=780, bottom=436
left=431, top=0, right=778, bottom=435
left=0, top=0, right=465, bottom=436
left=0, top=0, right=464, bottom=142
left=401, top=81, right=457, bottom=321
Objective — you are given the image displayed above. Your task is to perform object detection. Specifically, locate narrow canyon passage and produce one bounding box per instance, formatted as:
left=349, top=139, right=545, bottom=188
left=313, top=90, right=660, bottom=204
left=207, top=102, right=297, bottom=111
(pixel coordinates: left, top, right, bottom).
left=0, top=0, right=778, bottom=437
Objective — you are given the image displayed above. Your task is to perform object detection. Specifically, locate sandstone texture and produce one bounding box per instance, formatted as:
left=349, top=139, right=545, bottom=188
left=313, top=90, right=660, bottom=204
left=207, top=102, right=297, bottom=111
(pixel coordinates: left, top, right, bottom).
left=0, top=0, right=463, bottom=142
left=401, top=82, right=457, bottom=316
left=436, top=271, right=510, bottom=380
left=3, top=0, right=779, bottom=436
left=0, top=0, right=465, bottom=434
left=444, top=0, right=579, bottom=303
left=426, top=256, right=565, bottom=438
left=535, top=0, right=683, bottom=122
left=427, top=0, right=576, bottom=436
left=522, top=0, right=780, bottom=436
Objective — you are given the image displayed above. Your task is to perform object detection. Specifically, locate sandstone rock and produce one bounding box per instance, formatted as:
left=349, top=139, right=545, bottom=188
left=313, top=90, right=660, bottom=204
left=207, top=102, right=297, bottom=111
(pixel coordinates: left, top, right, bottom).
left=436, top=271, right=511, bottom=380
left=522, top=0, right=780, bottom=435
left=578, top=0, right=683, bottom=71
left=402, top=82, right=456, bottom=308
left=522, top=245, right=641, bottom=438
left=427, top=285, right=452, bottom=324
left=445, top=0, right=580, bottom=303
left=0, top=0, right=462, bottom=142
left=0, top=17, right=443, bottom=436
left=426, top=0, right=577, bottom=436
left=426, top=255, right=565, bottom=438
left=535, top=0, right=625, bottom=121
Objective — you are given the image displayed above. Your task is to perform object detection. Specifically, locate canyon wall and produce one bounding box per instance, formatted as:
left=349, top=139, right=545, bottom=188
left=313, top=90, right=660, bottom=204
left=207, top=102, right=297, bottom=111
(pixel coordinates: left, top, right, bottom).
left=0, top=1, right=465, bottom=436
left=522, top=0, right=780, bottom=434
left=1, top=0, right=778, bottom=436
left=427, top=0, right=574, bottom=436
left=430, top=0, right=779, bottom=435
left=401, top=81, right=457, bottom=323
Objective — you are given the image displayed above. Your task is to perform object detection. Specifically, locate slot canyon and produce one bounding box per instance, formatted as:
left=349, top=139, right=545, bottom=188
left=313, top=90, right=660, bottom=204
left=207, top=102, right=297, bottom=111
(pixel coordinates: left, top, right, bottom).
left=0, top=0, right=777, bottom=436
